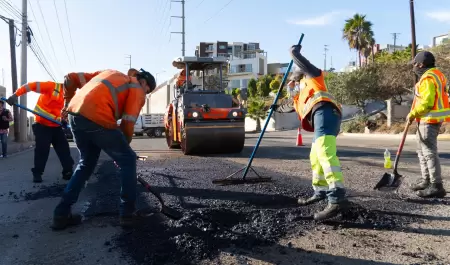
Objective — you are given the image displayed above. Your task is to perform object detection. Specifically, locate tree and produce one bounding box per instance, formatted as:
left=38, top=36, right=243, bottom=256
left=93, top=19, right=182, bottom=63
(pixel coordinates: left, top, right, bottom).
left=342, top=13, right=375, bottom=67
left=247, top=78, right=258, bottom=98
left=269, top=79, right=281, bottom=93
left=246, top=98, right=267, bottom=132
left=256, top=75, right=272, bottom=97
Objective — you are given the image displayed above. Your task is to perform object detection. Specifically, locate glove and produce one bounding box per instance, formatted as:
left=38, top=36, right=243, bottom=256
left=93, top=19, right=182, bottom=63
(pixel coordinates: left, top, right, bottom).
left=63, top=75, right=73, bottom=90
left=406, top=113, right=415, bottom=125
left=290, top=44, right=302, bottom=53
left=6, top=94, right=18, bottom=106
left=61, top=107, right=68, bottom=121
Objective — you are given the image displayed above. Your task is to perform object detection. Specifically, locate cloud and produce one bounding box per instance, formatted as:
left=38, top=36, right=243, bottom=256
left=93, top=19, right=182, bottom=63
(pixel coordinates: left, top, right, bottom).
left=425, top=11, right=450, bottom=23
left=287, top=11, right=343, bottom=26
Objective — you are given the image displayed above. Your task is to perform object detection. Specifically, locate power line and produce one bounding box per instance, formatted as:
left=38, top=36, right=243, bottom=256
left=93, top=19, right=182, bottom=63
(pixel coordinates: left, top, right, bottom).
left=30, top=42, right=56, bottom=81
left=0, top=0, right=21, bottom=19
left=196, top=0, right=205, bottom=8
left=53, top=0, right=71, bottom=66
left=203, top=0, right=233, bottom=23
left=63, top=0, right=76, bottom=64
left=36, top=0, right=61, bottom=74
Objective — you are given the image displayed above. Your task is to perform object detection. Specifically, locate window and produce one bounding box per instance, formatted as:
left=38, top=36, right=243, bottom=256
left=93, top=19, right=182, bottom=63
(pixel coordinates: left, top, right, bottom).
left=248, top=43, right=256, bottom=50
left=219, top=45, right=226, bottom=49
left=241, top=79, right=249, bottom=87
left=230, top=80, right=240, bottom=88
left=244, top=64, right=252, bottom=72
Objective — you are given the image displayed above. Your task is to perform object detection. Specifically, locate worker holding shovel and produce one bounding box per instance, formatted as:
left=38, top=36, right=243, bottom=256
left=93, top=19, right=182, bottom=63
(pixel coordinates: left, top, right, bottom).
left=271, top=44, right=349, bottom=221
left=51, top=69, right=156, bottom=231
left=408, top=51, right=449, bottom=198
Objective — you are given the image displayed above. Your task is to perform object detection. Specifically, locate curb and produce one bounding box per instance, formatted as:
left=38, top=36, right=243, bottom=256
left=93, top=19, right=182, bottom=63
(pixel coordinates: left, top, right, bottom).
left=340, top=133, right=450, bottom=141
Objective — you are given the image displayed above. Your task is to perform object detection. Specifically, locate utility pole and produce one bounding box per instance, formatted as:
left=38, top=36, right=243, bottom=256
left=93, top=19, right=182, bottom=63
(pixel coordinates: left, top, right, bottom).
left=323, top=45, right=329, bottom=71
left=170, top=0, right=185, bottom=56
left=391, top=33, right=400, bottom=52
left=125, top=54, right=131, bottom=69
left=409, top=0, right=418, bottom=83
left=8, top=19, right=20, bottom=142
left=19, top=0, right=28, bottom=142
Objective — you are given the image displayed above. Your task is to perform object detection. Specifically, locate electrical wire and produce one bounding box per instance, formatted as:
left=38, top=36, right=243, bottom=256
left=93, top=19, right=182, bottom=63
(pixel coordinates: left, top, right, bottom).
left=30, top=42, right=56, bottom=81
left=0, top=0, right=21, bottom=19
left=196, top=0, right=205, bottom=8
left=203, top=0, right=234, bottom=23
left=63, top=0, right=76, bottom=64
left=53, top=0, right=72, bottom=66
left=36, top=0, right=61, bottom=74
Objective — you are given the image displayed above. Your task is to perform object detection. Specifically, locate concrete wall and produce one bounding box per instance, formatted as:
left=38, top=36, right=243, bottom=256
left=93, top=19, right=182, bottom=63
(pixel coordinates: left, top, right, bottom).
left=245, top=112, right=300, bottom=132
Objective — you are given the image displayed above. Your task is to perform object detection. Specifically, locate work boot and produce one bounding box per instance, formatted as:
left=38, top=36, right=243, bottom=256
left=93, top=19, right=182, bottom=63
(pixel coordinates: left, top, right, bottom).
left=33, top=174, right=43, bottom=183
left=298, top=193, right=326, bottom=206
left=416, top=183, right=447, bottom=198
left=62, top=170, right=73, bottom=181
left=313, top=200, right=349, bottom=221
left=410, top=179, right=429, bottom=191
left=51, top=213, right=82, bottom=231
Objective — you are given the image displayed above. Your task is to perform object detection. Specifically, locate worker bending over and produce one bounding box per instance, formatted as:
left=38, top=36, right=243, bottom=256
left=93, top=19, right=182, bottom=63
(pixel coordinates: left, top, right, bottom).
left=176, top=68, right=192, bottom=88
left=6, top=81, right=74, bottom=183
left=52, top=69, right=156, bottom=230
left=408, top=51, right=449, bottom=198
left=271, top=44, right=349, bottom=221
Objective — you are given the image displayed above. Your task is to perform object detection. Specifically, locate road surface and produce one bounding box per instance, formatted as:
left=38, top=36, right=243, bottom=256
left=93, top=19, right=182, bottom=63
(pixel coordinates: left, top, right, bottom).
left=0, top=130, right=449, bottom=265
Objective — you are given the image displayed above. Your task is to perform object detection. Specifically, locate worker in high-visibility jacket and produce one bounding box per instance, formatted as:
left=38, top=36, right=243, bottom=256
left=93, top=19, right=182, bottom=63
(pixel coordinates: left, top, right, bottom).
left=176, top=68, right=192, bottom=88
left=408, top=51, right=449, bottom=198
left=52, top=69, right=156, bottom=231
left=6, top=81, right=75, bottom=183
left=271, top=44, right=349, bottom=221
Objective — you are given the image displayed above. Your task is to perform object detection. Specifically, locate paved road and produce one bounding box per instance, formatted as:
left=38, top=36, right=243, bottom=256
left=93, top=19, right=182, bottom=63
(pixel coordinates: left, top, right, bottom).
left=0, top=130, right=448, bottom=265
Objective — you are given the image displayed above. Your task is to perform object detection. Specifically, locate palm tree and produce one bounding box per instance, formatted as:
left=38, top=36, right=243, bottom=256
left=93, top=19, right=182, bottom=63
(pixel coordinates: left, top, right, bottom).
left=361, top=35, right=376, bottom=66
left=343, top=14, right=375, bottom=67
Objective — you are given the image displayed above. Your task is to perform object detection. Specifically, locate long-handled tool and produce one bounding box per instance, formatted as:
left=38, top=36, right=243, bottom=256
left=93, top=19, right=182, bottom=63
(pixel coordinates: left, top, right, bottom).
left=115, top=156, right=183, bottom=220
left=212, top=33, right=305, bottom=186
left=0, top=97, right=66, bottom=127
left=373, top=121, right=411, bottom=191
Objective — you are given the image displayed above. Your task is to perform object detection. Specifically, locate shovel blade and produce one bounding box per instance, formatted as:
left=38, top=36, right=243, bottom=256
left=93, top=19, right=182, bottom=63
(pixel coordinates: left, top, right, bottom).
left=160, top=205, right=183, bottom=220
left=374, top=172, right=403, bottom=191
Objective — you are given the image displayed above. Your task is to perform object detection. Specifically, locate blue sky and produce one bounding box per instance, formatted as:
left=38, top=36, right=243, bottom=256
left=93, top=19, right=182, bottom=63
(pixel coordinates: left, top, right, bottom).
left=1, top=0, right=450, bottom=109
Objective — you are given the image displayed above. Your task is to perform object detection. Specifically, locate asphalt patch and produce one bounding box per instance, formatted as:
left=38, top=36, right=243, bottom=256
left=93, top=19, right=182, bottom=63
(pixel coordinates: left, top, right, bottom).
left=82, top=158, right=424, bottom=265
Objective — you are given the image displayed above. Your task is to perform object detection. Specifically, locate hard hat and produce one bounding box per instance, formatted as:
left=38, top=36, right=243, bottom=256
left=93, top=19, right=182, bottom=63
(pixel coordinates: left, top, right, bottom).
left=137, top=68, right=156, bottom=94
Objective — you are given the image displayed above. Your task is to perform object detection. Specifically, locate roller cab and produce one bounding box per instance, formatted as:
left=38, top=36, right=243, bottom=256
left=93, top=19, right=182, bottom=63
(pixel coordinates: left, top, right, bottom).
left=164, top=56, right=246, bottom=155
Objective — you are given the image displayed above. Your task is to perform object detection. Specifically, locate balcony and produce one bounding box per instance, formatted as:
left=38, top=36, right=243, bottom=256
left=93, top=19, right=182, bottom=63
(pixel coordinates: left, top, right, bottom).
left=228, top=64, right=253, bottom=75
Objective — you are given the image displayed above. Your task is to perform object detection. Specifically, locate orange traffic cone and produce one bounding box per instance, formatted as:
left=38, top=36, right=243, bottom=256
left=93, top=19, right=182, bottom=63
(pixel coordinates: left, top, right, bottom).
left=296, top=127, right=304, bottom=146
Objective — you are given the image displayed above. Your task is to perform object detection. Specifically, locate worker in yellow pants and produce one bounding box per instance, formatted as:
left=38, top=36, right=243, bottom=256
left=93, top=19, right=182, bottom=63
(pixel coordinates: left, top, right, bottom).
left=272, top=44, right=348, bottom=221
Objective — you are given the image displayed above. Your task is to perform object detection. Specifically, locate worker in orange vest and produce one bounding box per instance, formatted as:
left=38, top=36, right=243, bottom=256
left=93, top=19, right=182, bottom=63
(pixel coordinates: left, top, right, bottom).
left=176, top=68, right=192, bottom=88
left=52, top=69, right=156, bottom=230
left=6, top=81, right=75, bottom=183
left=271, top=44, right=349, bottom=221
left=407, top=51, right=449, bottom=198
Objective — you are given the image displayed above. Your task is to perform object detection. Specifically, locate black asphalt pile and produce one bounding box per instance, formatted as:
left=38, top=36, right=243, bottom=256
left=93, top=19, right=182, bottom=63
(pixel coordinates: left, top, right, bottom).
left=78, top=157, right=425, bottom=265
left=23, top=184, right=66, bottom=201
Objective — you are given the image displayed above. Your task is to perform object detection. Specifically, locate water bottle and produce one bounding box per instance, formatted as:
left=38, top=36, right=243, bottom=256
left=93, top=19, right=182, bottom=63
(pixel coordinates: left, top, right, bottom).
left=384, top=149, right=392, bottom=169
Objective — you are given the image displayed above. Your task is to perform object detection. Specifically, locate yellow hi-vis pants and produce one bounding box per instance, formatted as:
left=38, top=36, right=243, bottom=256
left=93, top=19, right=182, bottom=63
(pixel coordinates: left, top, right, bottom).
left=310, top=135, right=344, bottom=192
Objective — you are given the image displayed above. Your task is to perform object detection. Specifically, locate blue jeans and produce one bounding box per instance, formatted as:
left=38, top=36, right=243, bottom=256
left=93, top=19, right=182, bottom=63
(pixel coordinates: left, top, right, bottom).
left=312, top=103, right=346, bottom=203
left=54, top=114, right=137, bottom=217
left=0, top=133, right=7, bottom=156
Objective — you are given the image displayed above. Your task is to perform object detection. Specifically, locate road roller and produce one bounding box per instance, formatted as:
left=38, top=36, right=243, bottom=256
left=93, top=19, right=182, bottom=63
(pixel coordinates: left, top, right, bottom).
left=164, top=56, right=246, bottom=155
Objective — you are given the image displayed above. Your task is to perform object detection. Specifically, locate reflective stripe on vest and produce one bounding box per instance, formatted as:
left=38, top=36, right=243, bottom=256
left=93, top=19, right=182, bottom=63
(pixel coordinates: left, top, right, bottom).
left=34, top=104, right=57, bottom=120
left=92, top=77, right=143, bottom=120
left=78, top=73, right=87, bottom=86
left=415, top=70, right=450, bottom=123
left=301, top=91, right=341, bottom=118
left=25, top=82, right=41, bottom=93
left=52, top=83, right=62, bottom=97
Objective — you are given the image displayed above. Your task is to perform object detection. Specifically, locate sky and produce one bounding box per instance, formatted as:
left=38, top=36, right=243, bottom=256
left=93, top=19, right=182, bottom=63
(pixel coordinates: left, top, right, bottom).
left=1, top=0, right=450, bottom=110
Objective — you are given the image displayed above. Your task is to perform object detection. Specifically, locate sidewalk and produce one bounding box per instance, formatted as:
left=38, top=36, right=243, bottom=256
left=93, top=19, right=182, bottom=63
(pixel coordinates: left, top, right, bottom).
left=4, top=140, right=35, bottom=156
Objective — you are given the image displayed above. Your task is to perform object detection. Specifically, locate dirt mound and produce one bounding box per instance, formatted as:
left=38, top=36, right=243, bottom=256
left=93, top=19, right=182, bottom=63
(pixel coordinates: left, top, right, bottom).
left=24, top=184, right=66, bottom=201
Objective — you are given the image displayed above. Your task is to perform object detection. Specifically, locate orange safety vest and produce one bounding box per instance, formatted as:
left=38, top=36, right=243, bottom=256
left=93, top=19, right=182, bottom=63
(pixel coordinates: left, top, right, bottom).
left=176, top=69, right=192, bottom=87
left=412, top=68, right=450, bottom=124
left=16, top=81, right=64, bottom=127
left=67, top=70, right=146, bottom=136
left=292, top=72, right=342, bottom=132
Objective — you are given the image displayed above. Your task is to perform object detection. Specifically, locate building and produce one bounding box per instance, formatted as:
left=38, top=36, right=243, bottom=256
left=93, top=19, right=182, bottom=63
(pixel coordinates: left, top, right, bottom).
left=267, top=63, right=292, bottom=75
left=195, top=41, right=268, bottom=89
left=340, top=60, right=358, bottom=73
left=432, top=32, right=449, bottom=47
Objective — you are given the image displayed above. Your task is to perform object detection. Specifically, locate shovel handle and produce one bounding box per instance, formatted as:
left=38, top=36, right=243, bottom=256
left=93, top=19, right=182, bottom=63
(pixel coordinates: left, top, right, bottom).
left=393, top=121, right=411, bottom=171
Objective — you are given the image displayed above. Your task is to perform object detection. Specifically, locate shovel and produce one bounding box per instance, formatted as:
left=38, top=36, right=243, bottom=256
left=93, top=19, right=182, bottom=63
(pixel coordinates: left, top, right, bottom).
left=114, top=156, right=183, bottom=220
left=373, top=121, right=411, bottom=191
